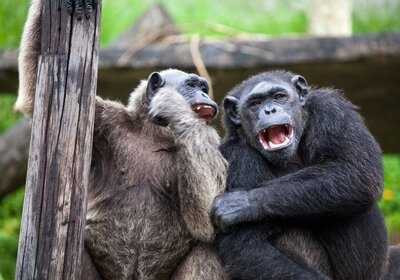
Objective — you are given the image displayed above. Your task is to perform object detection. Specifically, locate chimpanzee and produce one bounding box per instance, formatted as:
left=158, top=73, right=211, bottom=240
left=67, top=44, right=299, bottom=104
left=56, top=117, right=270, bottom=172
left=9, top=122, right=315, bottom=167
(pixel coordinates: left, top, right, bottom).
left=211, top=71, right=389, bottom=280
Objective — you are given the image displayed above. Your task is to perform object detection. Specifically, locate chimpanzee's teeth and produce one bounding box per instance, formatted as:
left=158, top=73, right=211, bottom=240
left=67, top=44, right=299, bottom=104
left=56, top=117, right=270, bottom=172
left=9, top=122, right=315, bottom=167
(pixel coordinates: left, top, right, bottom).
left=194, top=104, right=212, bottom=111
left=268, top=135, right=291, bottom=149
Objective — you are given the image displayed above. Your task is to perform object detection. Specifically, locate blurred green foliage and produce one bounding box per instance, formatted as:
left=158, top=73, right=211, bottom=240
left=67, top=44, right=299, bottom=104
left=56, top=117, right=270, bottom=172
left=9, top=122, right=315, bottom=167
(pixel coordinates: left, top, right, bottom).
left=0, top=95, right=22, bottom=280
left=1, top=0, right=400, bottom=279
left=380, top=155, right=400, bottom=239
left=0, top=189, right=24, bottom=280
left=1, top=0, right=400, bottom=49
left=0, top=0, right=29, bottom=48
left=353, top=0, right=400, bottom=34
left=0, top=95, right=23, bottom=132
left=101, top=0, right=309, bottom=45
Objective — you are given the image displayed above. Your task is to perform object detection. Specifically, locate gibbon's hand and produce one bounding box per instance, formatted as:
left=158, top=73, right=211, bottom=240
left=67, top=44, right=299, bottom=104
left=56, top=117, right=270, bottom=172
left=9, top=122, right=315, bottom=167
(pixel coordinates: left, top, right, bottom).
left=65, top=0, right=99, bottom=20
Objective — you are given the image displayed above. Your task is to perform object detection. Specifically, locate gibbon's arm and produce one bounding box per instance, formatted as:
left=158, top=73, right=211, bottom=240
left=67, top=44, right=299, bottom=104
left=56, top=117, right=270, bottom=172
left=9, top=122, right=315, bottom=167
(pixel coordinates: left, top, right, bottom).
left=15, top=0, right=43, bottom=117
left=149, top=88, right=227, bottom=242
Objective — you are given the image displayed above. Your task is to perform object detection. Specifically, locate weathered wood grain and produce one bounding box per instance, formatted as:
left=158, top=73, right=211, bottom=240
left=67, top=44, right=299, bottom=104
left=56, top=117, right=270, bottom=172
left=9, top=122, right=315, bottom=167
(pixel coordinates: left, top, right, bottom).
left=15, top=0, right=101, bottom=279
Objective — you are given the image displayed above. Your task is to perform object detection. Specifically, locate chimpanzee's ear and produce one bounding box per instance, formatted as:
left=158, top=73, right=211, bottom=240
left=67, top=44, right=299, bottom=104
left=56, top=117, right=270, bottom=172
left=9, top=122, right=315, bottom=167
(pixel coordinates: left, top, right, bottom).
left=223, top=96, right=241, bottom=125
left=291, top=75, right=308, bottom=106
left=147, top=72, right=165, bottom=101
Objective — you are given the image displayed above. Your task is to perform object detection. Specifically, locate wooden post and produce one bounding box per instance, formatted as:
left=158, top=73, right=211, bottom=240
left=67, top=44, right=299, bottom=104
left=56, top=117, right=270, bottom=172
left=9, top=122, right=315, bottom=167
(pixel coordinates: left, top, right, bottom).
left=15, top=1, right=101, bottom=279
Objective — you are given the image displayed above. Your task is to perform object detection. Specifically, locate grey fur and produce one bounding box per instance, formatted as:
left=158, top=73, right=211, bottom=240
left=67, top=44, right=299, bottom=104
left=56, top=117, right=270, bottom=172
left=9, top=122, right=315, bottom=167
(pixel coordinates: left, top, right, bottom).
left=16, top=1, right=228, bottom=279
left=15, top=0, right=41, bottom=116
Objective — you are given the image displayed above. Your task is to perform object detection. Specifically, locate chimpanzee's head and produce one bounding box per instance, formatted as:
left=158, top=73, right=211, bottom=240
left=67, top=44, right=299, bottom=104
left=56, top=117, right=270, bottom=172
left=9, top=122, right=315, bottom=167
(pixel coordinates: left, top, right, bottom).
left=223, top=71, right=309, bottom=164
left=146, top=69, right=218, bottom=124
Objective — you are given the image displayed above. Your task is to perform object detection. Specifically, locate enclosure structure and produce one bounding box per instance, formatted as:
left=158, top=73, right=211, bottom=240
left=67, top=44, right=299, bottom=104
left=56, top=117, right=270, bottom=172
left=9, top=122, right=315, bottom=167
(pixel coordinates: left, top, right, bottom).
left=15, top=1, right=101, bottom=279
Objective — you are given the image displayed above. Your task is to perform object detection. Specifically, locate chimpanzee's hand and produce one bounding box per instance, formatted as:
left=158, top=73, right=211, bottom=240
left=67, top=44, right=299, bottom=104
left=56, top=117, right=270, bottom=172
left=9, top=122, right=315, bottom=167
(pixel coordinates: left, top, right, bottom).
left=211, top=190, right=263, bottom=233
left=65, top=0, right=99, bottom=20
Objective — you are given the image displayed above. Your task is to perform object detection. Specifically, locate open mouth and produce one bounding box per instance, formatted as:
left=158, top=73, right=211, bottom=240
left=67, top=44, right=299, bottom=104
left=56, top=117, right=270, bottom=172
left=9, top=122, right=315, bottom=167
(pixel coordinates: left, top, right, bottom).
left=191, top=103, right=217, bottom=123
left=258, top=124, right=293, bottom=150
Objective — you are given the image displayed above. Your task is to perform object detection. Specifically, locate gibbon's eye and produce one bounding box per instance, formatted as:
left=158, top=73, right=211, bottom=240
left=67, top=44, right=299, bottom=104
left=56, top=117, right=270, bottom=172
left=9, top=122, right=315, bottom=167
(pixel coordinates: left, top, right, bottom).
left=273, top=93, right=286, bottom=100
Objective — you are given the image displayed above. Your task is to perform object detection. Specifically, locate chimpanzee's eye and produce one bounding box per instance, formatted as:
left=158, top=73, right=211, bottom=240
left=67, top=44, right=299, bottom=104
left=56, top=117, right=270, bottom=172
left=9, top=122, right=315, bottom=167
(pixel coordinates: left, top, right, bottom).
left=201, top=86, right=209, bottom=94
left=273, top=93, right=286, bottom=100
left=249, top=100, right=262, bottom=109
left=187, top=81, right=196, bottom=88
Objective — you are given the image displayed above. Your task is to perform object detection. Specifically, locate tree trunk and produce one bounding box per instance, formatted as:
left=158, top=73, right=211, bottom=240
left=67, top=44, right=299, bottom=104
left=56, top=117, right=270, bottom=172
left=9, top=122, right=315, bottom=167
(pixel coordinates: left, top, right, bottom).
left=15, top=1, right=102, bottom=279
left=0, top=120, right=31, bottom=198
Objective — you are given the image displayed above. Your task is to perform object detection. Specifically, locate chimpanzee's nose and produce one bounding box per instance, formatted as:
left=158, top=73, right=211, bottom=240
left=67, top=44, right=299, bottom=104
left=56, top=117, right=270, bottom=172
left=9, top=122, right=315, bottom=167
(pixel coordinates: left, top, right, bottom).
left=264, top=107, right=276, bottom=115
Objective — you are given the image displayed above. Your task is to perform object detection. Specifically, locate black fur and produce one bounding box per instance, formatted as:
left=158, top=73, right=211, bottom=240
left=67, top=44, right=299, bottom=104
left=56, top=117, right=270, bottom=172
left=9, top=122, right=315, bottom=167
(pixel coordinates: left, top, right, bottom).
left=386, top=246, right=400, bottom=280
left=212, top=71, right=389, bottom=280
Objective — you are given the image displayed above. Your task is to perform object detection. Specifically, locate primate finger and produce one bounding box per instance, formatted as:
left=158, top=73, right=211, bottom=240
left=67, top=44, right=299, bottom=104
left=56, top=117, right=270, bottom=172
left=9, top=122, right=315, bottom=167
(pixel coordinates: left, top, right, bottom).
left=75, top=0, right=83, bottom=20
left=65, top=0, right=73, bottom=14
left=84, top=0, right=93, bottom=19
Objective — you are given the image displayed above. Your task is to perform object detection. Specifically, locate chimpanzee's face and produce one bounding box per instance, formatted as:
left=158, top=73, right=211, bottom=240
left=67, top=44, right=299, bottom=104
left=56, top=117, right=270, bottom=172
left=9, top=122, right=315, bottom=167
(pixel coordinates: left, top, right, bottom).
left=224, top=75, right=308, bottom=164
